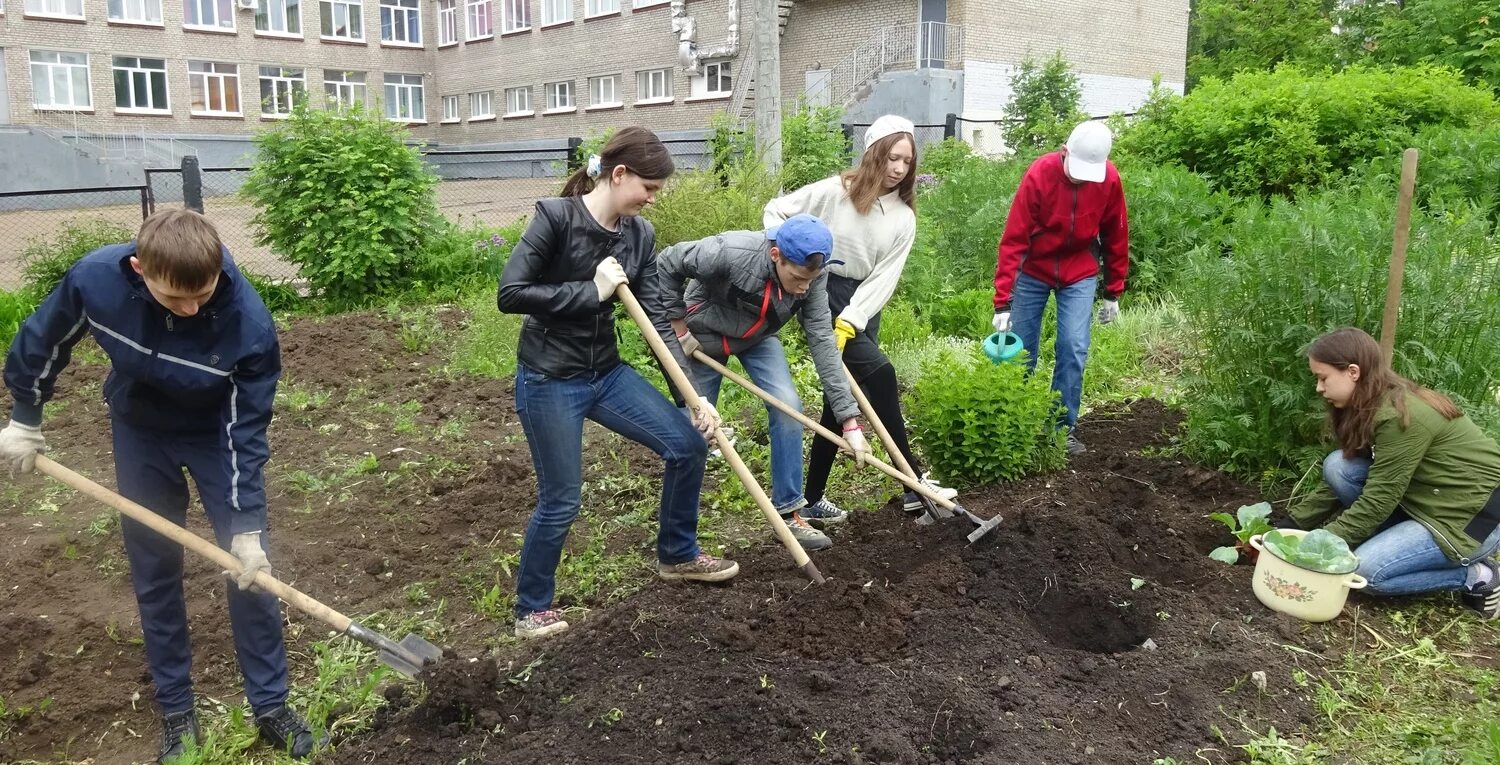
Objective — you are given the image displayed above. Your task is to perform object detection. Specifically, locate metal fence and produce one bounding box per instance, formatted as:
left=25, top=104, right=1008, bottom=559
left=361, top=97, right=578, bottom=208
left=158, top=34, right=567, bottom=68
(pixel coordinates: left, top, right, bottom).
left=0, top=186, right=152, bottom=289
left=845, top=122, right=953, bottom=153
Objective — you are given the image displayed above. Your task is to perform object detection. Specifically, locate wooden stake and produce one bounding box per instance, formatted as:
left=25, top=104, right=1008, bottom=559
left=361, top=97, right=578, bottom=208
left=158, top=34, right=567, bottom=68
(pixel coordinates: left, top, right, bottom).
left=1380, top=148, right=1419, bottom=364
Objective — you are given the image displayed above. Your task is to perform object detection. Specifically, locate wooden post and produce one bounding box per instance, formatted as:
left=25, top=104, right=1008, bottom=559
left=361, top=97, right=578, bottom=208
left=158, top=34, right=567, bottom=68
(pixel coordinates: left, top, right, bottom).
left=1380, top=148, right=1419, bottom=364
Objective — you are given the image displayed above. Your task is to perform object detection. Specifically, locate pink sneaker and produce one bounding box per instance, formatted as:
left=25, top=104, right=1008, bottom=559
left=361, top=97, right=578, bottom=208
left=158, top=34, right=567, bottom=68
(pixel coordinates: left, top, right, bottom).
left=658, top=553, right=740, bottom=583
left=514, top=609, right=569, bottom=639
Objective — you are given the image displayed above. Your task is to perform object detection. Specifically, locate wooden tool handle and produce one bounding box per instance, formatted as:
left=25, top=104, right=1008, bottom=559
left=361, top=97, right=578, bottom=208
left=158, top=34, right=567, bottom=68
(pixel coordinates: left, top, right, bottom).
left=1380, top=147, right=1419, bottom=364
left=692, top=350, right=958, bottom=510
left=35, top=455, right=355, bottom=633
left=614, top=286, right=823, bottom=583
left=841, top=361, right=920, bottom=481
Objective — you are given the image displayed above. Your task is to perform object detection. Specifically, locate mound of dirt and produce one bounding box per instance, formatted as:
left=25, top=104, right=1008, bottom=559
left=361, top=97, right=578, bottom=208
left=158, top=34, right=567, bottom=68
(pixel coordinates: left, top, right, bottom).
left=329, top=401, right=1317, bottom=765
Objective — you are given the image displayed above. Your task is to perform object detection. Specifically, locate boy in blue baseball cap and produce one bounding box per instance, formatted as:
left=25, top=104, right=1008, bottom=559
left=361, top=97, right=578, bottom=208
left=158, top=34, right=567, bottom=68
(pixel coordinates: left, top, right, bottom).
left=656, top=213, right=870, bottom=551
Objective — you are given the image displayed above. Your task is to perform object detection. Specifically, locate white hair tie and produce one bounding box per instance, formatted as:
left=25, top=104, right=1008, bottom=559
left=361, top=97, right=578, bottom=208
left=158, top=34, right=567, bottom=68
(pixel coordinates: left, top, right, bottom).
left=586, top=154, right=603, bottom=179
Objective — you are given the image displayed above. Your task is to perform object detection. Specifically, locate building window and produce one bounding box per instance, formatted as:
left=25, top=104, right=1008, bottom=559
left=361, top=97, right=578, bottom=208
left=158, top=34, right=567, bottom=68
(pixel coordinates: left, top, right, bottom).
left=504, top=85, right=530, bottom=115
left=632, top=0, right=665, bottom=7
left=25, top=0, right=85, bottom=17
left=441, top=94, right=459, bottom=122
left=582, top=0, right=614, bottom=16
left=589, top=75, right=619, bottom=107
left=464, top=0, right=490, bottom=38
left=255, top=0, right=300, bottom=33
left=183, top=0, right=234, bottom=28
left=694, top=59, right=730, bottom=96
left=30, top=51, right=92, bottom=110
left=112, top=56, right=169, bottom=112
left=108, top=0, right=163, bottom=24
left=187, top=60, right=240, bottom=115
left=438, top=0, right=458, bottom=43
left=539, top=0, right=568, bottom=25
left=544, top=81, right=573, bottom=111
left=380, top=0, right=421, bottom=44
left=384, top=73, right=424, bottom=121
left=258, top=66, right=305, bottom=116
left=321, top=0, right=363, bottom=39
left=499, top=0, right=526, bottom=31
left=637, top=68, right=670, bottom=102
left=324, top=70, right=366, bottom=107
left=469, top=90, right=494, bottom=119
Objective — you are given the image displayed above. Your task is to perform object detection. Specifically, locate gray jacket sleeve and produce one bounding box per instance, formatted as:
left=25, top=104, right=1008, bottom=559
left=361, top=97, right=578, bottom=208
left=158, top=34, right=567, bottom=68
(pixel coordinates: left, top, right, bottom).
left=799, top=275, right=860, bottom=423
left=655, top=236, right=732, bottom=321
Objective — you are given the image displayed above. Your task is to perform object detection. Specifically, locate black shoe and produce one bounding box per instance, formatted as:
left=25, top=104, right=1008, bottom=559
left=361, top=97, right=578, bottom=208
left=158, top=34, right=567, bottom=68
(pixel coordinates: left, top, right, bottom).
left=1066, top=433, right=1087, bottom=456
left=1462, top=565, right=1500, bottom=620
left=157, top=709, right=200, bottom=764
left=256, top=705, right=327, bottom=759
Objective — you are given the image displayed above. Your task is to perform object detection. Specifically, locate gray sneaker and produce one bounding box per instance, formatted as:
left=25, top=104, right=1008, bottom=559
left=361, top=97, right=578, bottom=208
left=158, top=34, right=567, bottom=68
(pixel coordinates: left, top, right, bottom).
left=783, top=513, right=832, bottom=551
left=902, top=474, right=958, bottom=513
left=658, top=553, right=740, bottom=582
left=514, top=609, right=569, bottom=639
left=802, top=497, right=849, bottom=526
left=1066, top=433, right=1087, bottom=456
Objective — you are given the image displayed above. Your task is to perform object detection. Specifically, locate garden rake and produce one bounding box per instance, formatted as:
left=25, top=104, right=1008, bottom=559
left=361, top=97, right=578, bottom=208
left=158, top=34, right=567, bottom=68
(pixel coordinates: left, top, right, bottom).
left=614, top=284, right=827, bottom=584
left=693, top=352, right=1002, bottom=544
left=34, top=455, right=444, bottom=679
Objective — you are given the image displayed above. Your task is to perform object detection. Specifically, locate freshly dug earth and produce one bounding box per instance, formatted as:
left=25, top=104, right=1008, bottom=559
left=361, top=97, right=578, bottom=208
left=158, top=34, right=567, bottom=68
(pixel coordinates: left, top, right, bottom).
left=329, top=403, right=1320, bottom=765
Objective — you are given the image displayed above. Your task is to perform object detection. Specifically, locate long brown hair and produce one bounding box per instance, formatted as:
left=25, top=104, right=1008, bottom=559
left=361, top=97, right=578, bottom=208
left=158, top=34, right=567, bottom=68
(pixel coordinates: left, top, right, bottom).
left=840, top=132, right=918, bottom=215
left=1308, top=327, right=1462, bottom=457
left=561, top=126, right=676, bottom=197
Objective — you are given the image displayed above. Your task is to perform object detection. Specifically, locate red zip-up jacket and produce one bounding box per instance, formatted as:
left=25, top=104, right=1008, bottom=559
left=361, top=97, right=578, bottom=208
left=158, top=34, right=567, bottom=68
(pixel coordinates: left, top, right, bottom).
left=992, top=151, right=1129, bottom=311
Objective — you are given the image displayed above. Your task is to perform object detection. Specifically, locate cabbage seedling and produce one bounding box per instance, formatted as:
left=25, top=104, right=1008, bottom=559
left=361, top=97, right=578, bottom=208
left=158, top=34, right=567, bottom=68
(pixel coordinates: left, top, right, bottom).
left=1208, top=502, right=1274, bottom=565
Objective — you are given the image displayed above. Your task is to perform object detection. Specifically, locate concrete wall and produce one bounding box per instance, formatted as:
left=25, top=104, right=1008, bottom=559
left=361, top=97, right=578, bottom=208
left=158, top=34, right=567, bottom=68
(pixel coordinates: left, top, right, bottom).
left=845, top=68, right=963, bottom=127
left=779, top=0, right=921, bottom=105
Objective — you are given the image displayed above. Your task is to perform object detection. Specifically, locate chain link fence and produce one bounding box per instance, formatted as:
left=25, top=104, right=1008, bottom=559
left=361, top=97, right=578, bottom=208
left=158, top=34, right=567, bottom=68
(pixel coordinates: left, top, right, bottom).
left=0, top=186, right=151, bottom=289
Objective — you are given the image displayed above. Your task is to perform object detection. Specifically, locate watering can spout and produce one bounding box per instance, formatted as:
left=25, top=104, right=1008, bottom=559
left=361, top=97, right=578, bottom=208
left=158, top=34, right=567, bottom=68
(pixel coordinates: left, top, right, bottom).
left=982, top=332, right=1024, bottom=365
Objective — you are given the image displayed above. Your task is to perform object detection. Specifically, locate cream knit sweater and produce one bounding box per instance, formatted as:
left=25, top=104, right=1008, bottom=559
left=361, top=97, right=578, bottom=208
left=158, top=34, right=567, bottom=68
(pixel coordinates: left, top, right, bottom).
left=763, top=175, right=916, bottom=331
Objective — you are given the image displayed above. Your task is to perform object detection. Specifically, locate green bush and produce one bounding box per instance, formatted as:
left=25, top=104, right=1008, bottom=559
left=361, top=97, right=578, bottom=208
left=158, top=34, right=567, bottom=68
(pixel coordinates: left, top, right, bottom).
left=781, top=105, right=851, bottom=192
left=1331, top=0, right=1500, bottom=92
left=240, top=271, right=306, bottom=314
left=1179, top=180, right=1500, bottom=488
left=644, top=155, right=782, bottom=249
left=399, top=219, right=526, bottom=302
left=243, top=103, right=443, bottom=308
left=0, top=289, right=38, bottom=350
left=1118, top=163, right=1234, bottom=297
left=1001, top=52, right=1086, bottom=155
left=908, top=345, right=1066, bottom=486
left=22, top=219, right=135, bottom=298
left=905, top=154, right=1026, bottom=300
left=1186, top=0, right=1336, bottom=88
left=1124, top=65, right=1499, bottom=198
left=918, top=288, right=992, bottom=339
left=1359, top=123, right=1500, bottom=223
left=919, top=138, right=973, bottom=179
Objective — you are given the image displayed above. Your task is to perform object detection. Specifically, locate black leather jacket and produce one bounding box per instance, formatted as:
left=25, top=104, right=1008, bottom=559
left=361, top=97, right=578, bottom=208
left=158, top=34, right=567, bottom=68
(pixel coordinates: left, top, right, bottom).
left=497, top=196, right=685, bottom=379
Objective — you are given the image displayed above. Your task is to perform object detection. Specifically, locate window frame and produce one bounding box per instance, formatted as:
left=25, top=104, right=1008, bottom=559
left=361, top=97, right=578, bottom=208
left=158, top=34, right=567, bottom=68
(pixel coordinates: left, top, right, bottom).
left=112, top=55, right=170, bottom=114
left=379, top=0, right=422, bottom=45
left=107, top=0, right=164, bottom=25
left=320, top=0, right=364, bottom=40
left=468, top=90, right=495, bottom=120
left=544, top=80, right=574, bottom=113
left=538, top=0, right=569, bottom=26
left=464, top=0, right=490, bottom=39
left=182, top=0, right=235, bottom=30
left=582, top=0, right=615, bottom=18
left=24, top=0, right=86, bottom=19
left=187, top=60, right=242, bottom=116
left=323, top=69, right=367, bottom=108
left=441, top=94, right=460, bottom=123
left=30, top=50, right=93, bottom=111
left=504, top=85, right=532, bottom=116
left=437, top=0, right=458, bottom=44
left=498, top=0, right=526, bottom=32
left=636, top=68, right=671, bottom=103
left=254, top=0, right=301, bottom=35
left=697, top=59, right=731, bottom=96
left=588, top=74, right=620, bottom=109
left=257, top=65, right=306, bottom=118
left=383, top=72, right=425, bottom=122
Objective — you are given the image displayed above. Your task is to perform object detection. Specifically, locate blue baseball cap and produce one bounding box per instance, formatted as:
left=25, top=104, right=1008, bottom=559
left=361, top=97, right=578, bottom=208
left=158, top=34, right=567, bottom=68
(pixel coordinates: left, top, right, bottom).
left=766, top=214, right=841, bottom=268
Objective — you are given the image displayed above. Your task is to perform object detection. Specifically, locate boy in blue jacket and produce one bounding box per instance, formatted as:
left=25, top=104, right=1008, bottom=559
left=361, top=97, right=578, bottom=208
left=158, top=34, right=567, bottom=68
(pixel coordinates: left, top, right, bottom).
left=0, top=210, right=321, bottom=762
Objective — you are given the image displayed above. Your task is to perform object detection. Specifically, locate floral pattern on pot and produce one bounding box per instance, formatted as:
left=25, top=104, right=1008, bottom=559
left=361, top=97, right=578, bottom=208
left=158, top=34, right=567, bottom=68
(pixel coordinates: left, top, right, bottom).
left=1263, top=572, right=1316, bottom=603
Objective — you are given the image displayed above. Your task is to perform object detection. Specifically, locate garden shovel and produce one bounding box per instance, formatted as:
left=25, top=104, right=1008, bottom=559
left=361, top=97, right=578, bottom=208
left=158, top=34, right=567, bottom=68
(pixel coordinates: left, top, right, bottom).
left=693, top=352, right=1002, bottom=544
left=34, top=455, right=444, bottom=679
left=613, top=284, right=825, bottom=585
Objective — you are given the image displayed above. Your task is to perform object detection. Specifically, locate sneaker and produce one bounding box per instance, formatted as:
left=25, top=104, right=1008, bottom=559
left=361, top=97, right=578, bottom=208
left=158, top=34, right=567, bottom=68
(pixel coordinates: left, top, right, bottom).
left=255, top=705, right=326, bottom=759
left=1066, top=433, right=1088, bottom=456
left=514, top=609, right=570, bottom=639
left=1462, top=563, right=1500, bottom=620
left=157, top=709, right=200, bottom=764
left=658, top=552, right=740, bottom=582
left=902, top=474, right=958, bottom=513
left=783, top=512, right=833, bottom=551
left=802, top=497, right=849, bottom=526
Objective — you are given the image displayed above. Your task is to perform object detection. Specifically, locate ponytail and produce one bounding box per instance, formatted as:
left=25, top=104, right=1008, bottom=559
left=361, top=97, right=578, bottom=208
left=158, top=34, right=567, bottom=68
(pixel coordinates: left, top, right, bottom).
left=561, top=126, right=675, bottom=197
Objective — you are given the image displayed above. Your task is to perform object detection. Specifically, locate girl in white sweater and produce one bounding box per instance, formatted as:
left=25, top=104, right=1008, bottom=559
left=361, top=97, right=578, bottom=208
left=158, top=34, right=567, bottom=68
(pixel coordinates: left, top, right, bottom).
left=763, top=115, right=957, bottom=525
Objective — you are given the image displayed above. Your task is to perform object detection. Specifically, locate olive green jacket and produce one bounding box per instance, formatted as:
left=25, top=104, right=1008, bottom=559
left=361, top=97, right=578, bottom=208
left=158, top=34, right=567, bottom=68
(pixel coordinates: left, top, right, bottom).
left=1289, top=396, right=1500, bottom=562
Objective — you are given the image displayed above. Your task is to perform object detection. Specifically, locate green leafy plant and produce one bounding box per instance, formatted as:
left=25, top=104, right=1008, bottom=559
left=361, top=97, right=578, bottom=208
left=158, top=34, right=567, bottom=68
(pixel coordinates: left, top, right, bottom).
left=1208, top=501, right=1274, bottom=564
left=21, top=219, right=135, bottom=298
left=918, top=137, right=973, bottom=179
left=1000, top=52, right=1086, bottom=155
left=0, top=289, right=39, bottom=351
left=1331, top=0, right=1500, bottom=92
left=1261, top=529, right=1360, bottom=574
left=243, top=102, right=443, bottom=308
left=644, top=152, right=783, bottom=249
left=781, top=104, right=851, bottom=192
left=907, top=345, right=1066, bottom=486
left=1186, top=0, right=1336, bottom=88
left=239, top=270, right=306, bottom=314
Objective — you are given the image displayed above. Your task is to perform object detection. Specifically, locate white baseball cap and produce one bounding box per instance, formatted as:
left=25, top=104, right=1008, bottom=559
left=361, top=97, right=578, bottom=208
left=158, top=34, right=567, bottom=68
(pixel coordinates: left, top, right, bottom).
left=863, top=114, right=915, bottom=154
left=1063, top=121, right=1113, bottom=183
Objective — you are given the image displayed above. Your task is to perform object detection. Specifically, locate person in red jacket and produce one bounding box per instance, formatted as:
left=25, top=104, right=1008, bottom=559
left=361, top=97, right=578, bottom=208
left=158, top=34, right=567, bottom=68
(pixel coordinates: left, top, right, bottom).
left=991, top=120, right=1129, bottom=455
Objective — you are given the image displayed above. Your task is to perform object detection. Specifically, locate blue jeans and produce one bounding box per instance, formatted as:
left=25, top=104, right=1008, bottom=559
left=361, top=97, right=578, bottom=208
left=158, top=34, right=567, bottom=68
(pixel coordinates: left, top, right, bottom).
left=689, top=336, right=806, bottom=516
left=1011, top=273, right=1096, bottom=430
left=1323, top=450, right=1500, bottom=596
left=513, top=362, right=708, bottom=619
left=113, top=419, right=288, bottom=715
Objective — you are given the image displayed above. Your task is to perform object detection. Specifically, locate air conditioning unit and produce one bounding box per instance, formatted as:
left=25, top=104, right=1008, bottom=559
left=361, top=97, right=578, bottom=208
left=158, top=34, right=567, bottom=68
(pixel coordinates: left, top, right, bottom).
left=236, top=0, right=257, bottom=10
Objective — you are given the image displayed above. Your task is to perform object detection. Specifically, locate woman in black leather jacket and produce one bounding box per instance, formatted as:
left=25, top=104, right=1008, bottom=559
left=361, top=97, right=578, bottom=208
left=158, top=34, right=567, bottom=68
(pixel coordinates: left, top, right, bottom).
left=498, top=127, right=739, bottom=640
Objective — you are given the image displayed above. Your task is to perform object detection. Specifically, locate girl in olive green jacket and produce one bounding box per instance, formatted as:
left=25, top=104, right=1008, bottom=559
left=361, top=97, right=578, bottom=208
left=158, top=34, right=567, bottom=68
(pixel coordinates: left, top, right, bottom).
left=1289, top=327, right=1500, bottom=618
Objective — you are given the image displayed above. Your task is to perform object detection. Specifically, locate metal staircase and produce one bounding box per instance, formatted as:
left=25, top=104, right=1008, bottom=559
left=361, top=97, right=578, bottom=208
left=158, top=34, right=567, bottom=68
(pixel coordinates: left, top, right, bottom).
left=800, top=22, right=964, bottom=110
left=31, top=108, right=197, bottom=167
left=726, top=0, right=796, bottom=123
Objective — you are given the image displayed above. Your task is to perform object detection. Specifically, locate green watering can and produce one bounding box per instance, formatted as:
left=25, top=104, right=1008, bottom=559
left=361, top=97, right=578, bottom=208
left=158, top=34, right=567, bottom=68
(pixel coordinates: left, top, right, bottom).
left=982, top=332, right=1025, bottom=365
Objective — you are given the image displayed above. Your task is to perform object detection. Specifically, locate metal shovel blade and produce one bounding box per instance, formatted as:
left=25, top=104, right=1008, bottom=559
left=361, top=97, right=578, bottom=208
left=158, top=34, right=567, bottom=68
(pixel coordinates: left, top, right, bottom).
left=347, top=622, right=445, bottom=679
left=959, top=506, right=1004, bottom=545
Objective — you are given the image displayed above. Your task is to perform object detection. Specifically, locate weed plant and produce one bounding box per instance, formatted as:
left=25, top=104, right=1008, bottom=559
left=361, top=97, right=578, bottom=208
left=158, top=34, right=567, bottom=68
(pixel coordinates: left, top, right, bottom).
left=21, top=219, right=135, bottom=298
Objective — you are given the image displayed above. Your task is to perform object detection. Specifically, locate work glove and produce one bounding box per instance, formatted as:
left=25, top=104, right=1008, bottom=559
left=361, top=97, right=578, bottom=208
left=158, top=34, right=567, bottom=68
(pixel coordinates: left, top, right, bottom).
left=691, top=395, right=722, bottom=438
left=228, top=531, right=272, bottom=592
left=677, top=331, right=702, bottom=359
left=833, top=319, right=857, bottom=352
left=992, top=311, right=1012, bottom=335
left=842, top=423, right=870, bottom=466
left=592, top=257, right=628, bottom=302
left=0, top=420, right=46, bottom=475
left=1097, top=299, right=1120, bottom=325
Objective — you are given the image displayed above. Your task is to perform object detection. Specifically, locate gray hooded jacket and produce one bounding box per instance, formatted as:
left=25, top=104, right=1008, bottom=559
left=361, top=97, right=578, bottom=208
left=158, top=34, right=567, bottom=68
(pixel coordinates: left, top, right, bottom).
left=656, top=230, right=860, bottom=423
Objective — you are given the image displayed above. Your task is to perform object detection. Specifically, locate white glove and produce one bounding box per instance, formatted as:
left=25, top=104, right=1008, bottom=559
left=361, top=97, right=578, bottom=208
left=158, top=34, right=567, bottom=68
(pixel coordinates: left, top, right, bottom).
left=1097, top=299, right=1120, bottom=325
left=592, top=257, right=628, bottom=302
left=691, top=395, right=721, bottom=438
left=677, top=331, right=702, bottom=359
left=229, top=532, right=272, bottom=591
left=992, top=312, right=1012, bottom=334
left=0, top=420, right=46, bottom=475
left=842, top=424, right=870, bottom=466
